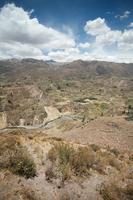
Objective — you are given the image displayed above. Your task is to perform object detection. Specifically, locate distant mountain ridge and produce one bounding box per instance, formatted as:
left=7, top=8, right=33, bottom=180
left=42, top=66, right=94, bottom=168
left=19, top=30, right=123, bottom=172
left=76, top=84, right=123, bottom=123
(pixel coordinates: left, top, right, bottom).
left=0, top=59, right=133, bottom=79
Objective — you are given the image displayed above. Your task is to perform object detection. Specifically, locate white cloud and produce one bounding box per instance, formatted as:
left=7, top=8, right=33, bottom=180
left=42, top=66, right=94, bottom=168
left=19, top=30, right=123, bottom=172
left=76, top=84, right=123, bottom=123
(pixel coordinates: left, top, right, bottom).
left=0, top=4, right=133, bottom=63
left=78, top=42, right=90, bottom=48
left=115, top=11, right=131, bottom=20
left=84, top=18, right=110, bottom=36
left=83, top=17, right=133, bottom=63
left=96, top=30, right=121, bottom=46
left=48, top=48, right=81, bottom=62
left=129, top=22, right=133, bottom=28
left=0, top=42, right=46, bottom=60
left=0, top=3, right=75, bottom=59
left=118, top=29, right=133, bottom=51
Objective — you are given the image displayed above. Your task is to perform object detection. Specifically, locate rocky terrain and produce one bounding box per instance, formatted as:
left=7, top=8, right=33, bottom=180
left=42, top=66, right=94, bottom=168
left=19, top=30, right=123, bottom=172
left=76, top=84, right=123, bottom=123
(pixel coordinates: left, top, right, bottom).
left=0, top=59, right=133, bottom=200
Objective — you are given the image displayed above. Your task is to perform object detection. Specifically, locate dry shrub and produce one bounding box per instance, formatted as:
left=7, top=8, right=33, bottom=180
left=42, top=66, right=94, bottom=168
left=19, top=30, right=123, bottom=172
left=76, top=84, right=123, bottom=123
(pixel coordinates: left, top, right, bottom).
left=48, top=145, right=58, bottom=162
left=100, top=182, right=133, bottom=200
left=59, top=190, right=70, bottom=200
left=20, top=187, right=39, bottom=200
left=124, top=184, right=133, bottom=196
left=90, top=144, right=100, bottom=152
left=48, top=142, right=74, bottom=165
left=96, top=149, right=122, bottom=172
left=48, top=142, right=74, bottom=180
left=0, top=136, right=36, bottom=179
left=0, top=135, right=20, bottom=153
left=9, top=147, right=36, bottom=178
left=109, top=148, right=120, bottom=157
left=45, top=165, right=56, bottom=181
left=47, top=142, right=96, bottom=179
left=100, top=183, right=124, bottom=200
left=47, top=142, right=125, bottom=180
left=70, top=146, right=95, bottom=176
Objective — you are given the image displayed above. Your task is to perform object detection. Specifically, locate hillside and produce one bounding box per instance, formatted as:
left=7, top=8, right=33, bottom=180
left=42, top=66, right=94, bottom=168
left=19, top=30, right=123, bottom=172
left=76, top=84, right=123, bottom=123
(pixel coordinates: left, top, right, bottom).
left=0, top=59, right=133, bottom=200
left=0, top=59, right=133, bottom=127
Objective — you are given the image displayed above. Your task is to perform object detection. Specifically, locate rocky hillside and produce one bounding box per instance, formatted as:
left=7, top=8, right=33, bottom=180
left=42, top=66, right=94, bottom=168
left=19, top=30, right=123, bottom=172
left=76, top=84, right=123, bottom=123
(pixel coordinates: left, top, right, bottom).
left=0, top=59, right=133, bottom=200
left=0, top=59, right=133, bottom=127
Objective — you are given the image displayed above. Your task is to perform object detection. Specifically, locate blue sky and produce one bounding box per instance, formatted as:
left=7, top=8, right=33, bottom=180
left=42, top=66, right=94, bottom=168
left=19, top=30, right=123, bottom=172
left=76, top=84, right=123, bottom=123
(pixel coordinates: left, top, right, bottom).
left=0, top=0, right=133, bottom=62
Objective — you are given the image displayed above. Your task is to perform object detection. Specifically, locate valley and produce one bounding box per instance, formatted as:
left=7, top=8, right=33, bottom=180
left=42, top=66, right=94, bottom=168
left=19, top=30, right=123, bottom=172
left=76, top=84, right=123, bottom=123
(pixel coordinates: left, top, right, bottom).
left=0, top=59, right=133, bottom=200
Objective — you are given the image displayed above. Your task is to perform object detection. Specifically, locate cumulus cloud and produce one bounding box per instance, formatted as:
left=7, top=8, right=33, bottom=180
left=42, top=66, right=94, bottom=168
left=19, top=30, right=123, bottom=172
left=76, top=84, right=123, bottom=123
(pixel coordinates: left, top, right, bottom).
left=0, top=42, right=47, bottom=60
left=115, top=11, right=130, bottom=20
left=118, top=29, right=133, bottom=51
left=0, top=4, right=133, bottom=63
left=84, top=17, right=121, bottom=47
left=84, top=18, right=110, bottom=36
left=0, top=3, right=75, bottom=59
left=96, top=30, right=122, bottom=46
left=83, top=17, right=133, bottom=63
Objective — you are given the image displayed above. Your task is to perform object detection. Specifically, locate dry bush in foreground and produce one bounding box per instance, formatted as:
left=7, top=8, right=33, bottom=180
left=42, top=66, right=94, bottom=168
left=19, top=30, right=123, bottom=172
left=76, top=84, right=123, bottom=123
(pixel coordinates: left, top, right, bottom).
left=0, top=137, right=36, bottom=178
left=9, top=147, right=36, bottom=178
left=47, top=141, right=131, bottom=182
left=70, top=146, right=95, bottom=176
left=47, top=142, right=96, bottom=180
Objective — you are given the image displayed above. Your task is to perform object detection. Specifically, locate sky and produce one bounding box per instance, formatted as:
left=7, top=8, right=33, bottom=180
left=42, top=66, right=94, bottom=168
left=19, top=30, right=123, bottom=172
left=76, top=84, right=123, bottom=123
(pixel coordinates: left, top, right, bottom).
left=0, top=0, right=133, bottom=63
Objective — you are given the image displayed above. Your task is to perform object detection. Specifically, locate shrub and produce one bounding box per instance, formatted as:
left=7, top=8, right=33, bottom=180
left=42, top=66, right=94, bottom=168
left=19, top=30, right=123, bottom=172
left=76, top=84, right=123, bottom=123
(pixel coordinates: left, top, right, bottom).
left=57, top=143, right=74, bottom=166
left=48, top=142, right=74, bottom=180
left=48, top=146, right=57, bottom=162
left=47, top=143, right=96, bottom=179
left=100, top=183, right=133, bottom=200
left=100, top=183, right=123, bottom=200
left=20, top=187, right=39, bottom=200
left=90, top=144, right=100, bottom=152
left=45, top=165, right=55, bottom=181
left=48, top=142, right=74, bottom=165
left=9, top=147, right=36, bottom=178
left=0, top=145, right=36, bottom=179
left=70, top=147, right=95, bottom=176
left=109, top=148, right=120, bottom=157
left=127, top=105, right=133, bottom=120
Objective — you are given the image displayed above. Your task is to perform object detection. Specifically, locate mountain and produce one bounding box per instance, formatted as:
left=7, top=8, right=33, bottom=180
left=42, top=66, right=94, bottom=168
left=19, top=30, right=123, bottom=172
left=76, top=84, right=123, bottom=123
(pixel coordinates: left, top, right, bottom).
left=0, top=59, right=133, bottom=81
left=0, top=58, right=133, bottom=127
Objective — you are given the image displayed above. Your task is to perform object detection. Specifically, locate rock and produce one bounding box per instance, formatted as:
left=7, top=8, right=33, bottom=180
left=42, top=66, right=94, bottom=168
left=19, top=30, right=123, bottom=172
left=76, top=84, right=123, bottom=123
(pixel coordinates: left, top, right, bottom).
left=43, top=106, right=61, bottom=124
left=19, top=118, right=25, bottom=126
left=0, top=112, right=7, bottom=129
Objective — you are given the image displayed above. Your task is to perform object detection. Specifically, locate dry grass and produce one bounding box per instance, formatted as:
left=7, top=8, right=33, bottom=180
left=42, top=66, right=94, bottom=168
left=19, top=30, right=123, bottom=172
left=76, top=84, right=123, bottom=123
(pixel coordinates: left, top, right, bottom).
left=57, top=121, right=75, bottom=131
left=0, top=135, right=36, bottom=179
left=47, top=142, right=127, bottom=181
left=100, top=182, right=133, bottom=200
left=9, top=147, right=36, bottom=178
left=47, top=142, right=96, bottom=180
left=48, top=142, right=74, bottom=181
left=70, top=146, right=95, bottom=176
left=90, top=144, right=100, bottom=152
left=19, top=187, right=40, bottom=200
left=100, top=183, right=124, bottom=200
